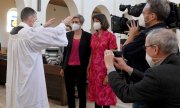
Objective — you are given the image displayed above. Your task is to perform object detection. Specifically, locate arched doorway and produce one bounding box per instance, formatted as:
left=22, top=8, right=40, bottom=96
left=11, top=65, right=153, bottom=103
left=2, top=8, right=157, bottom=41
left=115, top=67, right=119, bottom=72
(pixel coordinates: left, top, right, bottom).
left=91, top=5, right=111, bottom=33
left=46, top=0, right=78, bottom=27
left=46, top=0, right=70, bottom=27
left=45, top=0, right=79, bottom=62
left=6, top=8, right=17, bottom=32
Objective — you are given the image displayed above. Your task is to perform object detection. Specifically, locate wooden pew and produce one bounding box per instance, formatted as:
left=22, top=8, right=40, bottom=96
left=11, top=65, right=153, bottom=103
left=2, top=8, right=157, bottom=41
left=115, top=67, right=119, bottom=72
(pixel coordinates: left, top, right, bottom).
left=0, top=47, right=7, bottom=85
left=44, top=64, right=67, bottom=105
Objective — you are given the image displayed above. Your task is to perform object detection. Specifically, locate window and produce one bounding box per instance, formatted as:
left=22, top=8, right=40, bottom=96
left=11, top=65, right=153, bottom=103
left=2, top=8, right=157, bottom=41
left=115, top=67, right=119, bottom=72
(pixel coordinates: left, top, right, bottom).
left=7, top=8, right=17, bottom=32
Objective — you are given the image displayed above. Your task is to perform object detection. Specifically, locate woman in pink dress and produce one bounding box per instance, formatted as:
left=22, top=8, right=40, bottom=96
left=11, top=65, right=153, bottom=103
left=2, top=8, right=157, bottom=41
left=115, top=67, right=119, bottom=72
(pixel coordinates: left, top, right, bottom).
left=88, top=13, right=117, bottom=108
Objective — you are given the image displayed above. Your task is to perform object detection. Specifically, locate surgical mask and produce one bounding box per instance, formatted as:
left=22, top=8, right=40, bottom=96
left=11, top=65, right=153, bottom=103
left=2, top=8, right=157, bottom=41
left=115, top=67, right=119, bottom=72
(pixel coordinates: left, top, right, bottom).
left=72, top=23, right=80, bottom=31
left=33, top=20, right=41, bottom=27
left=93, top=22, right=101, bottom=30
left=146, top=53, right=165, bottom=67
left=144, top=17, right=152, bottom=27
left=143, top=13, right=153, bottom=27
left=146, top=53, right=154, bottom=67
left=138, top=14, right=145, bottom=27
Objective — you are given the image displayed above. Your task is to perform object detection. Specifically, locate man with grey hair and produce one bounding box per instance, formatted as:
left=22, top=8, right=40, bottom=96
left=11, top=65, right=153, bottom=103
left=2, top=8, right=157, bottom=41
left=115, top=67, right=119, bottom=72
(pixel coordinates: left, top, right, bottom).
left=123, top=0, right=171, bottom=77
left=104, top=28, right=180, bottom=108
left=122, top=0, right=171, bottom=107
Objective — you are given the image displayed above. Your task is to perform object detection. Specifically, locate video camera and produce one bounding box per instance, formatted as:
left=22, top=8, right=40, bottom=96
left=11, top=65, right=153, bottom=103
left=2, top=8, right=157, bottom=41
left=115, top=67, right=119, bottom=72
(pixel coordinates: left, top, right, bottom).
left=111, top=2, right=180, bottom=33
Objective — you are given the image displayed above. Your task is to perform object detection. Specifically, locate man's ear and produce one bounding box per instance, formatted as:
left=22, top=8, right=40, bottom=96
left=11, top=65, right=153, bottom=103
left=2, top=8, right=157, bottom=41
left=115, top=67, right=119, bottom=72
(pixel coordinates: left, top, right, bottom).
left=154, top=45, right=159, bottom=55
left=151, top=13, right=157, bottom=21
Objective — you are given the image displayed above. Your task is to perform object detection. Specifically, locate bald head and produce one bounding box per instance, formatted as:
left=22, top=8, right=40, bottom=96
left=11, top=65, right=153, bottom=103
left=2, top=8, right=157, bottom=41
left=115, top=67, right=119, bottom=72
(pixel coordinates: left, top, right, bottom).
left=146, top=28, right=179, bottom=55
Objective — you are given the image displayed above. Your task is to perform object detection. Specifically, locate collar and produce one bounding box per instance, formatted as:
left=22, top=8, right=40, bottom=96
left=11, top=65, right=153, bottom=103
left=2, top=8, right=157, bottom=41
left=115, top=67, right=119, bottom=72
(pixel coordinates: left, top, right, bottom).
left=148, top=23, right=167, bottom=30
left=19, top=22, right=31, bottom=28
left=94, top=30, right=108, bottom=36
left=160, top=53, right=179, bottom=65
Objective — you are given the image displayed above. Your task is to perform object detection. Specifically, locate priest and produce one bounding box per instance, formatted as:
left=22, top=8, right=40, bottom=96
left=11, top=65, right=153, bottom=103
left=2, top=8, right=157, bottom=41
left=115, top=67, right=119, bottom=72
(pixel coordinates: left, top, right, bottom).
left=6, top=7, right=72, bottom=108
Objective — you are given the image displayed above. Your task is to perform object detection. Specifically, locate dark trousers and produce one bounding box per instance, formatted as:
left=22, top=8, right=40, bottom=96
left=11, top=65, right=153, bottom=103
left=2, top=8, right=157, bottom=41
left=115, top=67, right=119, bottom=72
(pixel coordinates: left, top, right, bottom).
left=95, top=103, right=110, bottom=108
left=64, top=65, right=86, bottom=108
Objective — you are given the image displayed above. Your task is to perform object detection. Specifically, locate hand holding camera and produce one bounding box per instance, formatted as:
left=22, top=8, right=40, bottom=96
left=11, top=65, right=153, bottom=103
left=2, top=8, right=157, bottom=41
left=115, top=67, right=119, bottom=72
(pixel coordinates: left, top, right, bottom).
left=127, top=20, right=140, bottom=38
left=104, top=50, right=133, bottom=75
left=114, top=57, right=133, bottom=74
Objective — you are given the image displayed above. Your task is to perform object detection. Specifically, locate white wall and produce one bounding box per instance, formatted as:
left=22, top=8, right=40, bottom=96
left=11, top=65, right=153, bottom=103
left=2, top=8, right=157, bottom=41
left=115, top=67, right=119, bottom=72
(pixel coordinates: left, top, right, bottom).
left=30, top=0, right=78, bottom=29
left=177, top=30, right=180, bottom=49
left=0, top=0, right=16, bottom=47
left=2, top=0, right=180, bottom=47
left=46, top=4, right=70, bottom=27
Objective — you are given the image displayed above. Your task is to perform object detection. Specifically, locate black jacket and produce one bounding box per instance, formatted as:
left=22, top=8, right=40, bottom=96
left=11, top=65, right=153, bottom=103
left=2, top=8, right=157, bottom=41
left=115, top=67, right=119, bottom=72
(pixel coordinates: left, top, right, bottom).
left=62, top=30, right=91, bottom=72
left=122, top=23, right=167, bottom=81
left=108, top=54, right=180, bottom=108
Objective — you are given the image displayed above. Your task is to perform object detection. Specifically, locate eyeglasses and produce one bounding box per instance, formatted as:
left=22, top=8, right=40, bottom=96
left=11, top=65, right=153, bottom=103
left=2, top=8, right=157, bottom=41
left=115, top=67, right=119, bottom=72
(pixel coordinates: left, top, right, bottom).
left=143, top=45, right=156, bottom=50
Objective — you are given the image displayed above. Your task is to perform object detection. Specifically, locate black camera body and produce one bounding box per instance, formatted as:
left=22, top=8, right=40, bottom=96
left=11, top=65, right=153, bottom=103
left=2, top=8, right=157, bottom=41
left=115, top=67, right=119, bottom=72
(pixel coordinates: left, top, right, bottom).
left=113, top=50, right=123, bottom=57
left=119, top=3, right=146, bottom=17
left=165, top=2, right=180, bottom=28
left=111, top=15, right=145, bottom=34
left=113, top=51, right=128, bottom=80
left=111, top=2, right=180, bottom=33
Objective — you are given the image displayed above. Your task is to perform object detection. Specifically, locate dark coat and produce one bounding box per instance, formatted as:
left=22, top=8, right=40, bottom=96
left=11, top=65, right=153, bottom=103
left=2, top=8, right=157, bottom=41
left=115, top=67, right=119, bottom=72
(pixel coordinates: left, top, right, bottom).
left=122, top=23, right=167, bottom=81
left=62, top=30, right=91, bottom=73
left=108, top=54, right=180, bottom=108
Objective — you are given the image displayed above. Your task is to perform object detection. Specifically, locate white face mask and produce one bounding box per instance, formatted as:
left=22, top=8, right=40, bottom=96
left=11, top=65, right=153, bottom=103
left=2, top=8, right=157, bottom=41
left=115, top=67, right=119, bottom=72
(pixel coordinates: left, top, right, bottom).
left=93, top=22, right=101, bottom=30
left=138, top=14, right=145, bottom=27
left=146, top=53, right=154, bottom=67
left=72, top=23, right=80, bottom=31
left=33, top=20, right=41, bottom=27
left=146, top=53, right=165, bottom=67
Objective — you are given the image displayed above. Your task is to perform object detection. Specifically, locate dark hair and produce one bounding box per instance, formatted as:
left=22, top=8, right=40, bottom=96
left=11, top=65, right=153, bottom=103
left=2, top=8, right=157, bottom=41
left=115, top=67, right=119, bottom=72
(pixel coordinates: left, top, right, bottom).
left=92, top=13, right=109, bottom=31
left=147, top=28, right=178, bottom=54
left=21, top=7, right=36, bottom=21
left=147, top=0, right=170, bottom=21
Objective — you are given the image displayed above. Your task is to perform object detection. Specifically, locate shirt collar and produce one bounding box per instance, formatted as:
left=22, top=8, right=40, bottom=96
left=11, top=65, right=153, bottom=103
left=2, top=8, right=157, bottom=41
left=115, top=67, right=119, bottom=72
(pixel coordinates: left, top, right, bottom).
left=19, top=22, right=31, bottom=28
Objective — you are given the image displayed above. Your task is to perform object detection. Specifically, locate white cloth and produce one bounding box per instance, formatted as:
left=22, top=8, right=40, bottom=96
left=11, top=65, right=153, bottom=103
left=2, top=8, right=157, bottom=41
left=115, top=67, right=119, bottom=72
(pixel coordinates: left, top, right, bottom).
left=6, top=22, right=68, bottom=108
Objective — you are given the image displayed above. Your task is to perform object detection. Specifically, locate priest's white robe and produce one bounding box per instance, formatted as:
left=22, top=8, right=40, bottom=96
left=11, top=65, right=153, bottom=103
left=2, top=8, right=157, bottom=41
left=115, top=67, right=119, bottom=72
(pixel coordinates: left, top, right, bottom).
left=6, top=22, right=68, bottom=108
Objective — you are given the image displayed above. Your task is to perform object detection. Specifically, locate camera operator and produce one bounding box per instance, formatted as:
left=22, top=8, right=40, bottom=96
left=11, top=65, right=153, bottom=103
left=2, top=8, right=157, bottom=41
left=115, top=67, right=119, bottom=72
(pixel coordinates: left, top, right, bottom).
left=104, top=28, right=180, bottom=108
left=122, top=0, right=170, bottom=107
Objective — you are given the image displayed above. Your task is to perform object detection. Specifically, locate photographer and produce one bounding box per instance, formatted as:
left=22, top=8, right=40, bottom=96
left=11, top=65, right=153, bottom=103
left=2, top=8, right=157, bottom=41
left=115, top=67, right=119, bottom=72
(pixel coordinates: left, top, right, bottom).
left=104, top=28, right=180, bottom=108
left=122, top=0, right=170, bottom=107
left=123, top=0, right=170, bottom=78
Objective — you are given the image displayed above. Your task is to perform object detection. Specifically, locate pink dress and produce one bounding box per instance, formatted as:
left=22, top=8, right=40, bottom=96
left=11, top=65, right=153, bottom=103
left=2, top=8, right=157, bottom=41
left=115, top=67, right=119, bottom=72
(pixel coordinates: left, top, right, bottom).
left=88, top=30, right=117, bottom=106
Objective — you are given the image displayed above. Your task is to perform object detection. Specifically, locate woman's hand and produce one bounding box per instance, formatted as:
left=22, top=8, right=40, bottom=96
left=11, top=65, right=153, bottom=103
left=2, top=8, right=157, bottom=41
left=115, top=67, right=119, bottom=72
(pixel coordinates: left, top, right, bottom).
left=60, top=69, right=64, bottom=77
left=103, top=76, right=109, bottom=85
left=104, top=50, right=114, bottom=70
